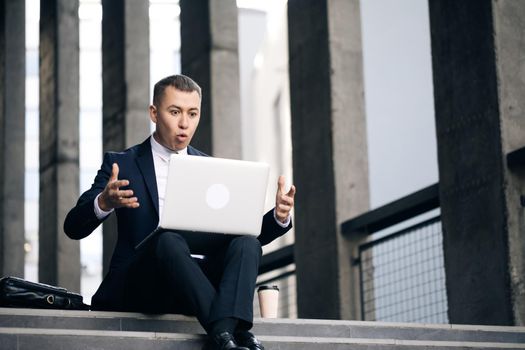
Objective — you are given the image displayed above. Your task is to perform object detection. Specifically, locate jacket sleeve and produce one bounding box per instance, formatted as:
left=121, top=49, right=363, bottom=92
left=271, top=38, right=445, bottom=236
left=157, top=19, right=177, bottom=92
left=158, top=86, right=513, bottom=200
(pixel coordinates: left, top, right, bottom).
left=63, top=152, right=114, bottom=240
left=257, top=209, right=293, bottom=246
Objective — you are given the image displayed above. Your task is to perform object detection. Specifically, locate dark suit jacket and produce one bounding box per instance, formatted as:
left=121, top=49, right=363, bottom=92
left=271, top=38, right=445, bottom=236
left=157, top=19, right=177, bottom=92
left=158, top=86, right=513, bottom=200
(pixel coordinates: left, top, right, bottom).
left=64, top=137, right=291, bottom=309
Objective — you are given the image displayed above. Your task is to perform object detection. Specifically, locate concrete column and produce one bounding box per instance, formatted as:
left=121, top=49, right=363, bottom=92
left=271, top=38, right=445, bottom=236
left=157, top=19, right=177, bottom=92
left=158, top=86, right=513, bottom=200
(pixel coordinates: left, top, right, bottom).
left=39, top=0, right=80, bottom=291
left=101, top=0, right=150, bottom=274
left=288, top=0, right=369, bottom=319
left=429, top=0, right=525, bottom=326
left=180, top=0, right=242, bottom=158
left=494, top=0, right=525, bottom=327
left=0, top=0, right=25, bottom=277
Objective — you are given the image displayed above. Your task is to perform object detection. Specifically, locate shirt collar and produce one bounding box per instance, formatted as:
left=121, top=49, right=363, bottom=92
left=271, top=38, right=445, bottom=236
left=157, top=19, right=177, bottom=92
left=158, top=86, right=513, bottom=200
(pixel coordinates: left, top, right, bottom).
left=150, top=134, right=187, bottom=162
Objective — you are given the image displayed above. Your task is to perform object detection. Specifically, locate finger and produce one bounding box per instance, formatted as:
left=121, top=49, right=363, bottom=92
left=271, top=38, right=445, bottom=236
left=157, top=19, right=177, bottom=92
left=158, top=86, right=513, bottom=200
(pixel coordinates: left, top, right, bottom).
left=119, top=197, right=138, bottom=205
left=279, top=195, right=294, bottom=206
left=110, top=163, right=119, bottom=182
left=277, top=175, right=286, bottom=194
left=108, top=190, right=133, bottom=204
left=276, top=209, right=290, bottom=221
left=117, top=202, right=140, bottom=209
left=109, top=179, right=129, bottom=190
left=122, top=199, right=140, bottom=208
left=286, top=185, right=296, bottom=198
left=277, top=204, right=291, bottom=213
left=117, top=189, right=134, bottom=198
left=112, top=197, right=138, bottom=209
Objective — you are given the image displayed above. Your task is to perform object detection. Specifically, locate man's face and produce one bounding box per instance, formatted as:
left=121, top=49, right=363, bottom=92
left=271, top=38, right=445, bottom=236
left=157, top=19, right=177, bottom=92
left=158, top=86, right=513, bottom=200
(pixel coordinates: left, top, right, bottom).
left=149, top=86, right=201, bottom=151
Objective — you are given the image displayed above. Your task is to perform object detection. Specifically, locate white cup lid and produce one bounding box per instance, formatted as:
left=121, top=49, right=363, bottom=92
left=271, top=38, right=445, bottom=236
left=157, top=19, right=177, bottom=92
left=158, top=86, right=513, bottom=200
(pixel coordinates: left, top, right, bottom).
left=258, top=285, right=279, bottom=292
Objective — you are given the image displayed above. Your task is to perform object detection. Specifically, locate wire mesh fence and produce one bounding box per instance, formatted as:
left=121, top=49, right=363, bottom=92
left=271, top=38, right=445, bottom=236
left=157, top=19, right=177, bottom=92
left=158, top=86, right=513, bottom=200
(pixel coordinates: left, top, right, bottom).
left=360, top=217, right=448, bottom=323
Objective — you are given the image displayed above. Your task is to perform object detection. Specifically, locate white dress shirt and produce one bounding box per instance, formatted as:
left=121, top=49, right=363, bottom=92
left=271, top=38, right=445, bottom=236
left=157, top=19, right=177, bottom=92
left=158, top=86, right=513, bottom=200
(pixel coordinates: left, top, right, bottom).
left=150, top=134, right=186, bottom=220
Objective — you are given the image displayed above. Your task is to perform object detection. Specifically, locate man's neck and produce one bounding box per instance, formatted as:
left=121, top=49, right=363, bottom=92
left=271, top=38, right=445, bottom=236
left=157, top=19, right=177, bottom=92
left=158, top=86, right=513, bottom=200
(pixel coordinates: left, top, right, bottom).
left=151, top=133, right=187, bottom=156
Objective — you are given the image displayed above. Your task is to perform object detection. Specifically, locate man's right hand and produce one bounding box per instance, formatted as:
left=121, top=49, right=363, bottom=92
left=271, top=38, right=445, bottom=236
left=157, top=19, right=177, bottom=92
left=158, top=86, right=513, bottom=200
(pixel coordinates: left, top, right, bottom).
left=98, top=163, right=140, bottom=211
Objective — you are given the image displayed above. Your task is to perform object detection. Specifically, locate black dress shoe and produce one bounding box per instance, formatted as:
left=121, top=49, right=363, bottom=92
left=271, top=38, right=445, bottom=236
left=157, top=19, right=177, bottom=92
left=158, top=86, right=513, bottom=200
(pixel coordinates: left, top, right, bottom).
left=203, top=332, right=249, bottom=350
left=235, top=331, right=265, bottom=350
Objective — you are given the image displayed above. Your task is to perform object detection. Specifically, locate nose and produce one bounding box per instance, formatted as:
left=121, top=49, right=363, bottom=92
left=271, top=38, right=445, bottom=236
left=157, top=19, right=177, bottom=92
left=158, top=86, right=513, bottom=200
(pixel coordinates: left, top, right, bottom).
left=179, top=113, right=189, bottom=129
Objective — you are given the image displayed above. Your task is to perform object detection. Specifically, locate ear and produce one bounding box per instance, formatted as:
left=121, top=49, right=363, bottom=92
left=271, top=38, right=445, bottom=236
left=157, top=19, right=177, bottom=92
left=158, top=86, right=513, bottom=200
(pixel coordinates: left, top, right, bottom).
left=149, top=105, right=158, bottom=123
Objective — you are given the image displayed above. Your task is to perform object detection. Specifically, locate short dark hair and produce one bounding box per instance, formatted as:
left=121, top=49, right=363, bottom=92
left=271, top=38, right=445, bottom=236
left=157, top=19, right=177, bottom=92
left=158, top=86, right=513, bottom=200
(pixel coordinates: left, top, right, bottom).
left=152, top=74, right=202, bottom=107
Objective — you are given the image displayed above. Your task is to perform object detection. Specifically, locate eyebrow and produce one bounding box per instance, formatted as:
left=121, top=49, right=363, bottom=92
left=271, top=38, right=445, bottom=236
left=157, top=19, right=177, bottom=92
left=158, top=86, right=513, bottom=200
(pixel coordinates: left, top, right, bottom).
left=167, top=105, right=199, bottom=111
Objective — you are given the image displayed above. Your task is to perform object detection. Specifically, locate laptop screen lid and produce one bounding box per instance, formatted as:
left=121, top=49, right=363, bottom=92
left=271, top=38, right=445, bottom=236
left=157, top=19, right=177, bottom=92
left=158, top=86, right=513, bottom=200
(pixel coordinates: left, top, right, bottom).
left=159, top=155, right=270, bottom=236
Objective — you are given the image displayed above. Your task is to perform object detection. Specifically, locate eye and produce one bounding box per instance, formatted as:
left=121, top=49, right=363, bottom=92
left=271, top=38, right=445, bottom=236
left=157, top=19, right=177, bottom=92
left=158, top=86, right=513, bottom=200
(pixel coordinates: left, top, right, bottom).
left=190, top=112, right=198, bottom=118
left=170, top=109, right=180, bottom=116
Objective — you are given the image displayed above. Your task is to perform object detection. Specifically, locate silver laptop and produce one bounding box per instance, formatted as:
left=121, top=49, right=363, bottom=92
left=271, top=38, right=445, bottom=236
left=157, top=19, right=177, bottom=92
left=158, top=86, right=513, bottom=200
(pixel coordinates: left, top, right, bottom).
left=135, top=155, right=270, bottom=252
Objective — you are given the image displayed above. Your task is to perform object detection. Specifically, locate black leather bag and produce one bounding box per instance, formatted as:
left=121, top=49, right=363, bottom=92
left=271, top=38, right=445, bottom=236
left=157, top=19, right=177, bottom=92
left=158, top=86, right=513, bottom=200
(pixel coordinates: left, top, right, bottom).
left=0, top=276, right=90, bottom=310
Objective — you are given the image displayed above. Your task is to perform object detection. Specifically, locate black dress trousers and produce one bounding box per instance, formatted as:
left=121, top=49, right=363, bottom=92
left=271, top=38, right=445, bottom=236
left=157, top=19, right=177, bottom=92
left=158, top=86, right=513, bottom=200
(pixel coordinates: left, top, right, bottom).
left=121, top=231, right=262, bottom=330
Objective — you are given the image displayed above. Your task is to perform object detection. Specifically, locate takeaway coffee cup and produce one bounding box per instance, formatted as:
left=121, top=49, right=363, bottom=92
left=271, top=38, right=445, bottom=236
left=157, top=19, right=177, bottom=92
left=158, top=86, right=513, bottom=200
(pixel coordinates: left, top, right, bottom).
left=257, top=285, right=279, bottom=318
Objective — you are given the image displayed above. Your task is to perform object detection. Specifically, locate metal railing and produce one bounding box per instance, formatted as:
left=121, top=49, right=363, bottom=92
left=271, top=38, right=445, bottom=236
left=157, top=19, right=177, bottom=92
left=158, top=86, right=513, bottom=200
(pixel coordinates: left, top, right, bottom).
left=341, top=184, right=440, bottom=236
left=256, top=144, right=525, bottom=320
left=257, top=183, right=447, bottom=322
left=359, top=216, right=448, bottom=323
left=342, top=183, right=448, bottom=323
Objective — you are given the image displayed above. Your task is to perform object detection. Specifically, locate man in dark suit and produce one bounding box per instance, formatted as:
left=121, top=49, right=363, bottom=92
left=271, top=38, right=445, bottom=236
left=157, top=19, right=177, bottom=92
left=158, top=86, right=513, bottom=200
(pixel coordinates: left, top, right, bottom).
left=64, top=74, right=296, bottom=350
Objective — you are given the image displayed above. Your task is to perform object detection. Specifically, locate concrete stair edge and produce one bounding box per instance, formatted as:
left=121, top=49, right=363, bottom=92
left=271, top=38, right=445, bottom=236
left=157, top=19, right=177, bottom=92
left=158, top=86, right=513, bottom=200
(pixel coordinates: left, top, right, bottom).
left=2, top=308, right=525, bottom=346
left=1, top=307, right=524, bottom=333
left=1, top=327, right=525, bottom=349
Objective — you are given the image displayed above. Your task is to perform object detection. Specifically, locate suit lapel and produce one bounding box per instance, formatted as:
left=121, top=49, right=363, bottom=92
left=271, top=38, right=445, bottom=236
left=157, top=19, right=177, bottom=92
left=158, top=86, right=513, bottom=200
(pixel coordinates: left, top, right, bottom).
left=187, top=145, right=205, bottom=156
left=134, top=141, right=203, bottom=217
left=135, top=137, right=159, bottom=216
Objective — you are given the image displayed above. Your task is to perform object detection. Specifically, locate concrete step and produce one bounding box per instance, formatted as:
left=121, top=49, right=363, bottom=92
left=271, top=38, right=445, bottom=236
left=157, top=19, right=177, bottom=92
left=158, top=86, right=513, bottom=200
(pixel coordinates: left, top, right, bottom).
left=1, top=327, right=525, bottom=350
left=1, top=308, right=524, bottom=344
left=0, top=308, right=524, bottom=349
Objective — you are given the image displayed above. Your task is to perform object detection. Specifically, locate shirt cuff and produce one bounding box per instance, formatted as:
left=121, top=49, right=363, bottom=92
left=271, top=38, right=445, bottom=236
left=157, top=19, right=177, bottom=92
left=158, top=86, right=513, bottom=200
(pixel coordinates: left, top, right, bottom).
left=273, top=208, right=291, bottom=228
left=94, top=193, right=114, bottom=220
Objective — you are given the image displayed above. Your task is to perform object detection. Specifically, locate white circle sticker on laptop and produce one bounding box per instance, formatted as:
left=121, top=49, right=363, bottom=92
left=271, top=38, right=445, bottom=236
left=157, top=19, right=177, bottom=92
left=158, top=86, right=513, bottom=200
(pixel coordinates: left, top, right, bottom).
left=206, top=184, right=230, bottom=210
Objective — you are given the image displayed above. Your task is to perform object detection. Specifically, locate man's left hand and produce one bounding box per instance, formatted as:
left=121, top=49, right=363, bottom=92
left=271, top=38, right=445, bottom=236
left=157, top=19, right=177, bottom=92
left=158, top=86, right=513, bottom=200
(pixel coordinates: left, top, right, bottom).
left=275, top=175, right=296, bottom=224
